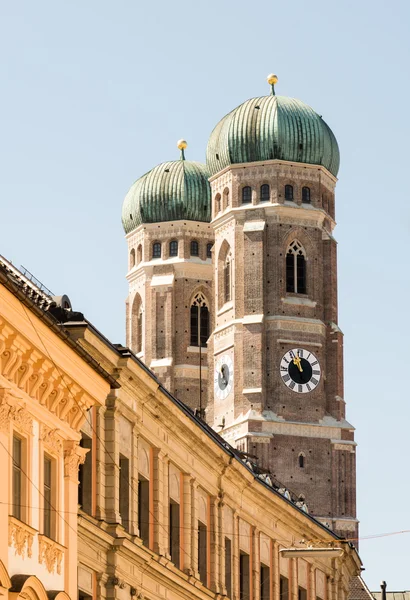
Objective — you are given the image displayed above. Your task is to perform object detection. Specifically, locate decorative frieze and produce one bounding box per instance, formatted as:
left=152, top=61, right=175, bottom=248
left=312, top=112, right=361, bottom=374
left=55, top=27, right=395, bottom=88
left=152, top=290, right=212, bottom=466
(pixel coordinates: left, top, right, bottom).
left=8, top=516, right=35, bottom=558
left=40, top=424, right=63, bottom=454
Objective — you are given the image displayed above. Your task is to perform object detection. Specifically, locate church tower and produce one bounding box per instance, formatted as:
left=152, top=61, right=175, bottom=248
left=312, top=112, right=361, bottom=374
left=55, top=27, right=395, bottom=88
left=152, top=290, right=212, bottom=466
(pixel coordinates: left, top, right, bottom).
left=206, top=75, right=357, bottom=539
left=122, top=141, right=213, bottom=411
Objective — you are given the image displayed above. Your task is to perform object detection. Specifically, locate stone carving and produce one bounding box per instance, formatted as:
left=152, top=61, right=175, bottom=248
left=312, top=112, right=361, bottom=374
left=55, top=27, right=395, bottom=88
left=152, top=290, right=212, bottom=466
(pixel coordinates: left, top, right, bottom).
left=0, top=390, right=33, bottom=434
left=8, top=517, right=34, bottom=558
left=39, top=534, right=63, bottom=574
left=40, top=425, right=63, bottom=453
left=64, top=441, right=87, bottom=479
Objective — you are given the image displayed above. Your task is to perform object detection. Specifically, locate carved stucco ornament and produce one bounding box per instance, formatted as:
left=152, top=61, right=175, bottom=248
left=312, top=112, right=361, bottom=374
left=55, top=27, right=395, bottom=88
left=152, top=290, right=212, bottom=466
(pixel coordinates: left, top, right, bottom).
left=8, top=517, right=34, bottom=558
left=38, top=534, right=63, bottom=574
left=63, top=440, right=88, bottom=480
left=0, top=389, right=33, bottom=434
left=40, top=424, right=63, bottom=454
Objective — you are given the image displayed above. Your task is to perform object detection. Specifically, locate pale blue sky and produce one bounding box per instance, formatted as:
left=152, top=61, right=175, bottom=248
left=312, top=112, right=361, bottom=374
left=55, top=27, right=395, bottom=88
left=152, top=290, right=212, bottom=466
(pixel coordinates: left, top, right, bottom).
left=1, top=0, right=409, bottom=589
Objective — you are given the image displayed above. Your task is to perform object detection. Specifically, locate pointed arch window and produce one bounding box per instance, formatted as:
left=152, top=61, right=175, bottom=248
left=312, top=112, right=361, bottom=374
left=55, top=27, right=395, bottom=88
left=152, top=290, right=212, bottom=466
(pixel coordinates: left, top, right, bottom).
left=223, top=188, right=230, bottom=208
left=137, top=244, right=142, bottom=264
left=260, top=184, right=270, bottom=202
left=152, top=242, right=161, bottom=259
left=136, top=306, right=143, bottom=354
left=169, top=240, right=178, bottom=257
left=285, top=185, right=294, bottom=201
left=215, top=194, right=221, bottom=214
left=224, top=256, right=232, bottom=303
left=286, top=240, right=306, bottom=294
left=191, top=240, right=199, bottom=257
left=302, top=187, right=311, bottom=203
left=190, top=292, right=210, bottom=347
left=242, top=186, right=252, bottom=204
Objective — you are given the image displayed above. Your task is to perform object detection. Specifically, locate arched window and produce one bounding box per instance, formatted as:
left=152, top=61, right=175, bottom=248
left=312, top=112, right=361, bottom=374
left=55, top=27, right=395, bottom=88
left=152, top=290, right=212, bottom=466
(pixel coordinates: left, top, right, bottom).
left=224, top=256, right=232, bottom=302
left=215, top=194, right=221, bottom=214
left=206, top=243, right=213, bottom=258
left=286, top=240, right=306, bottom=294
left=130, top=248, right=135, bottom=268
left=152, top=242, right=161, bottom=259
left=242, top=186, right=252, bottom=204
left=260, top=184, right=270, bottom=201
left=191, top=240, right=199, bottom=257
left=302, top=187, right=311, bottom=203
left=285, top=185, right=294, bottom=201
left=298, top=453, right=305, bottom=468
left=190, top=292, right=210, bottom=347
left=169, top=240, right=178, bottom=257
left=223, top=188, right=230, bottom=208
left=132, top=294, right=143, bottom=354
left=137, top=244, right=142, bottom=264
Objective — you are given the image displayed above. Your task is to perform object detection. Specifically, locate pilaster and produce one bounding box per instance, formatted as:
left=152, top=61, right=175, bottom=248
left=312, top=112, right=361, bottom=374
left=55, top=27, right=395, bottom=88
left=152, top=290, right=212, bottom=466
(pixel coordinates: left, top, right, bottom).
left=104, top=401, right=120, bottom=523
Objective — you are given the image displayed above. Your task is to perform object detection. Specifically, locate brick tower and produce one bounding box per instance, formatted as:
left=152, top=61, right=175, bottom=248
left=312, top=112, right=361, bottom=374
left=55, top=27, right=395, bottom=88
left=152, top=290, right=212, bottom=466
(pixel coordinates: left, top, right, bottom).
left=122, top=141, right=213, bottom=411
left=206, top=76, right=357, bottom=538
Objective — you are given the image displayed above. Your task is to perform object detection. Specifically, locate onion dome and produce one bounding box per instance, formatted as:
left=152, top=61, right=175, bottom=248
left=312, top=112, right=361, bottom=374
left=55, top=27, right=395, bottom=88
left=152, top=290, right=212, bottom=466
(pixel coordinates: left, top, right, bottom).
left=206, top=74, right=340, bottom=177
left=122, top=140, right=211, bottom=234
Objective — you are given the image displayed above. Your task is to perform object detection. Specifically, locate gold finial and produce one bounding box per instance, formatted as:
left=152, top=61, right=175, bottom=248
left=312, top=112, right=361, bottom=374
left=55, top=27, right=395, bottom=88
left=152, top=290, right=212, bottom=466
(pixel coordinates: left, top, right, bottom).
left=267, top=73, right=278, bottom=95
left=177, top=139, right=187, bottom=160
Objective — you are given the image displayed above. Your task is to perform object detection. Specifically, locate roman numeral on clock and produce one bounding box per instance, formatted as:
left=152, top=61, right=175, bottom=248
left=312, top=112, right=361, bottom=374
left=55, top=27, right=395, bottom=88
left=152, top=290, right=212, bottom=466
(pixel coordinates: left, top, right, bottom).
left=311, top=377, right=318, bottom=385
left=283, top=374, right=290, bottom=382
left=289, top=381, right=295, bottom=390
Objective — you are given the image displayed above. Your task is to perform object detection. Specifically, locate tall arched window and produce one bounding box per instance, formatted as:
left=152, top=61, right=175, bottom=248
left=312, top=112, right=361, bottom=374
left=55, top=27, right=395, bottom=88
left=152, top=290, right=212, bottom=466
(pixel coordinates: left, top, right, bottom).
left=224, top=256, right=232, bottom=302
left=242, top=186, right=252, bottom=204
left=260, top=184, right=270, bottom=201
left=132, top=294, right=143, bottom=354
left=302, top=187, right=311, bottom=203
left=206, top=243, right=213, bottom=258
left=298, top=453, right=305, bottom=468
left=215, top=194, right=221, bottom=214
left=137, top=244, right=142, bottom=264
left=169, top=240, right=178, bottom=257
left=285, top=185, right=294, bottom=200
left=191, top=240, right=199, bottom=257
left=130, top=248, right=135, bottom=268
left=152, top=242, right=161, bottom=259
left=223, top=188, right=230, bottom=208
left=190, top=292, right=210, bottom=347
left=286, top=240, right=306, bottom=294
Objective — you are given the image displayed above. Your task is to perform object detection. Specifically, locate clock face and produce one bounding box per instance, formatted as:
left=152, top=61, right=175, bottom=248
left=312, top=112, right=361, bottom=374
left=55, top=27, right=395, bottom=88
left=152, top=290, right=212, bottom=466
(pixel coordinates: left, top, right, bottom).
left=214, top=354, right=234, bottom=400
left=280, top=348, right=321, bottom=394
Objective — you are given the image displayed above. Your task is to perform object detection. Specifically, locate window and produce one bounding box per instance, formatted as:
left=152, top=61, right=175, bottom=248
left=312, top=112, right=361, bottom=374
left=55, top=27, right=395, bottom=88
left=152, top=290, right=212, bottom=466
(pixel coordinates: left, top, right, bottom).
left=78, top=433, right=92, bottom=514
left=280, top=577, right=289, bottom=600
left=190, top=292, right=209, bottom=347
left=138, top=476, right=150, bottom=546
left=224, top=257, right=232, bottom=303
left=169, top=501, right=180, bottom=568
left=130, top=248, right=135, bottom=268
left=260, top=564, right=270, bottom=600
left=240, top=553, right=250, bottom=600
left=206, top=243, right=213, bottom=258
left=285, top=185, right=294, bottom=200
left=223, top=188, right=230, bottom=208
left=12, top=436, right=23, bottom=521
left=137, top=244, right=142, bottom=264
left=119, top=455, right=130, bottom=532
left=169, top=240, right=178, bottom=257
left=215, top=194, right=221, bottom=213
left=242, top=186, right=252, bottom=204
left=299, top=588, right=307, bottom=600
left=260, top=184, right=270, bottom=202
left=302, top=187, right=311, bottom=203
left=152, top=242, right=161, bottom=259
left=136, top=306, right=143, bottom=354
left=198, top=521, right=207, bottom=585
left=299, top=453, right=305, bottom=468
left=43, top=455, right=54, bottom=538
left=191, top=240, right=199, bottom=257
left=225, top=538, right=232, bottom=598
left=286, top=240, right=306, bottom=294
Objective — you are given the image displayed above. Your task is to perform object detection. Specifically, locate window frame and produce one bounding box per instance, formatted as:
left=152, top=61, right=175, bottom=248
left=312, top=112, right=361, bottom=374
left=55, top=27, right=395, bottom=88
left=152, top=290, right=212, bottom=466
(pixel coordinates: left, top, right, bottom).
left=242, top=186, right=252, bottom=204
left=169, top=240, right=178, bottom=257
left=286, top=240, right=307, bottom=295
left=302, top=186, right=311, bottom=203
left=260, top=184, right=270, bottom=202
left=190, top=292, right=210, bottom=347
left=152, top=242, right=161, bottom=259
left=285, top=185, right=294, bottom=201
left=12, top=435, right=25, bottom=522
left=190, top=240, right=199, bottom=257
left=206, top=243, right=213, bottom=258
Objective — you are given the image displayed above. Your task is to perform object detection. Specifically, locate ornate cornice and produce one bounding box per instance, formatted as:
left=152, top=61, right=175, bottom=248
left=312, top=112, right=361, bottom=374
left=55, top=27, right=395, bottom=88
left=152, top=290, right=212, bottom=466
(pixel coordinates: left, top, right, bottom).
left=0, top=318, right=95, bottom=431
left=8, top=516, right=36, bottom=558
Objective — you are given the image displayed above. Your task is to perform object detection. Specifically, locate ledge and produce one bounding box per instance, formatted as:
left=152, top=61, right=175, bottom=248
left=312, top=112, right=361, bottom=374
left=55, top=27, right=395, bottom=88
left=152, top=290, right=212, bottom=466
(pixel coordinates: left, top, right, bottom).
left=217, top=301, right=233, bottom=316
left=187, top=346, right=208, bottom=354
left=281, top=296, right=317, bottom=308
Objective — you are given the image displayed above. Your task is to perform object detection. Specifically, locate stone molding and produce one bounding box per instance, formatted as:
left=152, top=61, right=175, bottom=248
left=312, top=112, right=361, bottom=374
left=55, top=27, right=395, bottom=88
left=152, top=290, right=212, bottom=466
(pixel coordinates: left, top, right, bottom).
left=63, top=440, right=88, bottom=480
left=40, top=424, right=63, bottom=454
left=38, top=534, right=64, bottom=574
left=8, top=515, right=36, bottom=558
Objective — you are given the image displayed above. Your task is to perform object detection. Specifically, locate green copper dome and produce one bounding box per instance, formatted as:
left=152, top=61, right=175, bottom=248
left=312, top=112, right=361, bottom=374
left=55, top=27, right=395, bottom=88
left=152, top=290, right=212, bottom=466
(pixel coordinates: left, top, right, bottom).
left=122, top=154, right=211, bottom=234
left=206, top=93, right=340, bottom=177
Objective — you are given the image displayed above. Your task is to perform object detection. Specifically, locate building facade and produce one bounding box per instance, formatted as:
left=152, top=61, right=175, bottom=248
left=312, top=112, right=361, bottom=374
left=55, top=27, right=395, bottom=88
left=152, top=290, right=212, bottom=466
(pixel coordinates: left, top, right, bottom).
left=0, top=256, right=111, bottom=600
left=122, top=77, right=357, bottom=539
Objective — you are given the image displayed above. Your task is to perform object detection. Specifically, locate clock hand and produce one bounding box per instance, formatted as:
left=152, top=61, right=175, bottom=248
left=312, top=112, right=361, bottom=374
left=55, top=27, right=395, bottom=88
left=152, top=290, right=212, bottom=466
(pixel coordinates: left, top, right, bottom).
left=293, top=355, right=303, bottom=373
